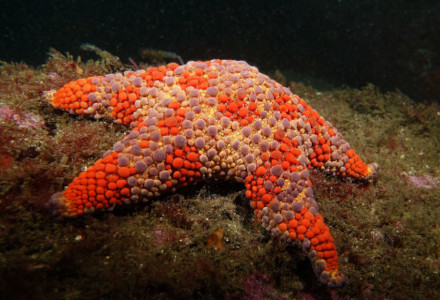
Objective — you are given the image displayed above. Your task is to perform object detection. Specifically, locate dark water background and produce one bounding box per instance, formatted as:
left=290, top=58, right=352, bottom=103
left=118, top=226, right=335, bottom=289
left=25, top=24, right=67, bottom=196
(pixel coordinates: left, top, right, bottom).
left=1, top=0, right=439, bottom=103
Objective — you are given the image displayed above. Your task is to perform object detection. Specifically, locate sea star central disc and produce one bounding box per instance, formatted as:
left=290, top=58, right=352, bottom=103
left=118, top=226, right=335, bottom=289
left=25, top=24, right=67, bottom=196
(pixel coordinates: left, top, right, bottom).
left=44, top=59, right=376, bottom=288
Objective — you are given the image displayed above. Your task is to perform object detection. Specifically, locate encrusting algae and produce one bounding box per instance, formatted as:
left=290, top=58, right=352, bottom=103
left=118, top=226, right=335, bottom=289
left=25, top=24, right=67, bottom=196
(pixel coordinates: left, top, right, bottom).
left=43, top=59, right=377, bottom=288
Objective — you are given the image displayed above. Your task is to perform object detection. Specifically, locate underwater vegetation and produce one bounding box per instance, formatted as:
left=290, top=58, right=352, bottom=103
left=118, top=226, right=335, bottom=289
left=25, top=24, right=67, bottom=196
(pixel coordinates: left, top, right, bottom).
left=0, top=49, right=439, bottom=299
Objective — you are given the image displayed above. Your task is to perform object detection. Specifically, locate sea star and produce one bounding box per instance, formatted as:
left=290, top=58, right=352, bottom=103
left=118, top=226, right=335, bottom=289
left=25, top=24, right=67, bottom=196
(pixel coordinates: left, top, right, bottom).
left=44, top=60, right=376, bottom=288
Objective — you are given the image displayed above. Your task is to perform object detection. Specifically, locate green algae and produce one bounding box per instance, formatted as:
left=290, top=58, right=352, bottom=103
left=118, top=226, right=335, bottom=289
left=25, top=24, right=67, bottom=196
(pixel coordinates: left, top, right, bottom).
left=0, top=51, right=439, bottom=299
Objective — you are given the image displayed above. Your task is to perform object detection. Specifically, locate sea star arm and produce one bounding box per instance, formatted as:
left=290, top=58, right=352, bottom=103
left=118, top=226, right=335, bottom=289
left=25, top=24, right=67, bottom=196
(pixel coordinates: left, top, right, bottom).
left=44, top=60, right=376, bottom=288
left=305, top=116, right=377, bottom=180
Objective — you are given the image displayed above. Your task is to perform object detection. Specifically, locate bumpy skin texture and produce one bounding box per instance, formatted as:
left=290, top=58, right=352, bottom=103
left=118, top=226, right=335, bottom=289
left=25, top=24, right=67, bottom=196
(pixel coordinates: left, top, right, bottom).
left=44, top=60, right=376, bottom=288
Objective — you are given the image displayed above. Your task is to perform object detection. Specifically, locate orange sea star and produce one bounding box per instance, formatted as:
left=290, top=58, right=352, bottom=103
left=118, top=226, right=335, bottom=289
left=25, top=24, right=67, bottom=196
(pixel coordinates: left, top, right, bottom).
left=44, top=59, right=376, bottom=288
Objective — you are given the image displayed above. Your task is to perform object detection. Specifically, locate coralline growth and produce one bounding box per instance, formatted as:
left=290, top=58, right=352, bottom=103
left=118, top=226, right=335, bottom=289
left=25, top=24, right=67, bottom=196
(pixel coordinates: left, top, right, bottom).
left=0, top=105, right=45, bottom=130
left=43, top=59, right=376, bottom=288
